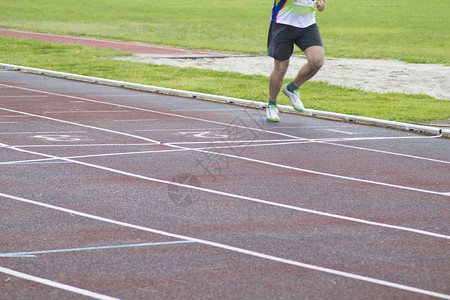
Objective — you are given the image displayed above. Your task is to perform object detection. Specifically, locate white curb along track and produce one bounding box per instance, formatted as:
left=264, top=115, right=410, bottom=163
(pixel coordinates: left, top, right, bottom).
left=0, top=63, right=448, bottom=137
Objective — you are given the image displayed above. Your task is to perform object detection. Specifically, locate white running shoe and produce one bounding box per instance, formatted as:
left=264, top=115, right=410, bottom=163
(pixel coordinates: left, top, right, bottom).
left=266, top=104, right=279, bottom=122
left=283, top=84, right=305, bottom=112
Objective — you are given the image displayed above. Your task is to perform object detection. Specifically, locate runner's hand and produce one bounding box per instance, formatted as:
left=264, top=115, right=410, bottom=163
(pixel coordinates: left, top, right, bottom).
left=317, top=0, right=325, bottom=11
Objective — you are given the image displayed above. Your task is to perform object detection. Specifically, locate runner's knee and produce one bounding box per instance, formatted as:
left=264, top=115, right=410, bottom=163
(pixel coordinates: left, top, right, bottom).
left=310, top=56, right=324, bottom=71
left=273, top=59, right=290, bottom=75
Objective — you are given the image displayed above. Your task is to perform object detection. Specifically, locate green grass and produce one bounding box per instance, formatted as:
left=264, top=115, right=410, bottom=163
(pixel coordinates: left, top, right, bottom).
left=0, top=0, right=448, bottom=64
left=1, top=36, right=448, bottom=124
left=0, top=0, right=448, bottom=124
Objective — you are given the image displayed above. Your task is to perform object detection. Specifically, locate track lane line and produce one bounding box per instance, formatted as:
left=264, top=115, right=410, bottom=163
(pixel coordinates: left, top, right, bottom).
left=3, top=133, right=449, bottom=167
left=1, top=141, right=448, bottom=240
left=1, top=191, right=449, bottom=300
left=0, top=83, right=301, bottom=140
left=0, top=241, right=195, bottom=258
left=4, top=136, right=449, bottom=166
left=1, top=106, right=448, bottom=197
left=0, top=266, right=120, bottom=300
left=0, top=107, right=160, bottom=144
left=1, top=82, right=447, bottom=165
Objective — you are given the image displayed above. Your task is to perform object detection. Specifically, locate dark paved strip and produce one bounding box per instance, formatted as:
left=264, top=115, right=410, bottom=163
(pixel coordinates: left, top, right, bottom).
left=0, top=28, right=236, bottom=57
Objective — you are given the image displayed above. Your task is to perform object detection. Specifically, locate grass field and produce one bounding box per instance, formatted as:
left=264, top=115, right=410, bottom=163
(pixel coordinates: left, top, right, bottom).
left=0, top=0, right=449, bottom=123
left=1, top=0, right=448, bottom=64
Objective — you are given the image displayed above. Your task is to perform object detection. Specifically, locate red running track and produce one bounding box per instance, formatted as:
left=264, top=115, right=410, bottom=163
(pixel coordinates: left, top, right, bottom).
left=0, top=69, right=449, bottom=299
left=0, top=28, right=235, bottom=57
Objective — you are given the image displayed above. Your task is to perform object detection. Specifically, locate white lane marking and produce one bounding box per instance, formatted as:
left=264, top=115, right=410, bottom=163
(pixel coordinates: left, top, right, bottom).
left=1, top=106, right=448, bottom=195
left=12, top=143, right=156, bottom=148
left=0, top=115, right=31, bottom=118
left=0, top=241, right=195, bottom=258
left=1, top=142, right=449, bottom=240
left=113, top=119, right=157, bottom=122
left=0, top=266, right=120, bottom=300
left=1, top=82, right=447, bottom=166
left=7, top=135, right=450, bottom=165
left=322, top=129, right=358, bottom=135
left=0, top=131, right=86, bottom=135
left=135, top=127, right=225, bottom=132
left=0, top=148, right=188, bottom=166
left=165, top=133, right=449, bottom=165
left=0, top=83, right=301, bottom=139
left=179, top=131, right=229, bottom=139
left=1, top=192, right=449, bottom=300
left=183, top=144, right=450, bottom=197
left=171, top=108, right=244, bottom=111
left=0, top=138, right=443, bottom=168
left=0, top=107, right=160, bottom=144
left=44, top=110, right=128, bottom=114
left=33, top=135, right=82, bottom=142
left=0, top=95, right=49, bottom=98
left=323, top=140, right=450, bottom=165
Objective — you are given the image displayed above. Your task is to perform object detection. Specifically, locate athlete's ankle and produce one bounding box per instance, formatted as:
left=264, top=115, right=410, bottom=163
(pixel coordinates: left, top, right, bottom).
left=287, top=82, right=299, bottom=92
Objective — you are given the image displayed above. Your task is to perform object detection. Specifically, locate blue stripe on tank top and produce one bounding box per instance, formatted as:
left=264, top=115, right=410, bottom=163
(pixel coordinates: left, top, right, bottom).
left=271, top=0, right=288, bottom=23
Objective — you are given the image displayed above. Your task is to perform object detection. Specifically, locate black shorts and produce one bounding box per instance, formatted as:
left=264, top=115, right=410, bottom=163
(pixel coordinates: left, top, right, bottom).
left=267, top=22, right=323, bottom=61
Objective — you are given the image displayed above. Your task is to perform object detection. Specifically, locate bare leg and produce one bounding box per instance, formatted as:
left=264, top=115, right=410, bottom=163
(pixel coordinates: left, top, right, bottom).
left=292, top=46, right=324, bottom=88
left=269, top=59, right=290, bottom=102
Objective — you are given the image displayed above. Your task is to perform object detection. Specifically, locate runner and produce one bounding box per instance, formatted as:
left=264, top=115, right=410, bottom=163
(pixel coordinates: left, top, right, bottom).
left=266, top=0, right=326, bottom=122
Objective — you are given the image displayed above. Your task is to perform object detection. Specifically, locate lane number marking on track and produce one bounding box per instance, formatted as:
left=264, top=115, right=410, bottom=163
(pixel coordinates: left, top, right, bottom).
left=179, top=131, right=228, bottom=139
left=33, top=134, right=82, bottom=142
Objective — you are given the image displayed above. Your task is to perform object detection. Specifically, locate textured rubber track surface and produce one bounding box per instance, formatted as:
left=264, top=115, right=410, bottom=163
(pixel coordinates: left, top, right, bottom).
left=0, top=70, right=449, bottom=299
left=0, top=28, right=234, bottom=57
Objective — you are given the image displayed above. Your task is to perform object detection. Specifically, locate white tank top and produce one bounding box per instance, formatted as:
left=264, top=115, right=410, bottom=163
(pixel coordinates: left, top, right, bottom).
left=271, top=0, right=316, bottom=28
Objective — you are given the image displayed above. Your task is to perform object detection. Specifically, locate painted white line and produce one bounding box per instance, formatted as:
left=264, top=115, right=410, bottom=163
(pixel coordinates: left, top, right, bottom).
left=171, top=108, right=244, bottom=111
left=165, top=138, right=302, bottom=145
left=7, top=134, right=450, bottom=165
left=1, top=106, right=448, bottom=198
left=0, top=148, right=187, bottom=166
left=1, top=64, right=448, bottom=136
left=0, top=131, right=86, bottom=135
left=0, top=140, right=356, bottom=165
left=44, top=110, right=128, bottom=114
left=14, top=143, right=157, bottom=148
left=0, top=122, right=17, bottom=124
left=1, top=140, right=312, bottom=165
left=0, top=107, right=160, bottom=144
left=1, top=82, right=447, bottom=166
left=0, top=83, right=301, bottom=140
left=0, top=192, right=449, bottom=299
left=1, top=142, right=449, bottom=239
left=135, top=127, right=225, bottom=132
left=323, top=129, right=358, bottom=135
left=113, top=119, right=157, bottom=122
left=182, top=143, right=450, bottom=197
left=0, top=241, right=195, bottom=258
left=0, top=101, right=448, bottom=187
left=1, top=160, right=70, bottom=165
left=0, top=115, right=31, bottom=118
left=0, top=266, right=120, bottom=300
left=276, top=125, right=347, bottom=129
left=0, top=95, right=49, bottom=98
left=324, top=141, right=450, bottom=165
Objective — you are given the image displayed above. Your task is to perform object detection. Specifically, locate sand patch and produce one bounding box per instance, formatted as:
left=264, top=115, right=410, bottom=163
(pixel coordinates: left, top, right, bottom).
left=116, top=55, right=450, bottom=100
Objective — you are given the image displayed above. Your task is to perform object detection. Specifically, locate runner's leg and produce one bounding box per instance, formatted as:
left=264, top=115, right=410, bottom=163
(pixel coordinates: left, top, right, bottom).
left=269, top=59, right=290, bottom=102
left=291, top=45, right=324, bottom=88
